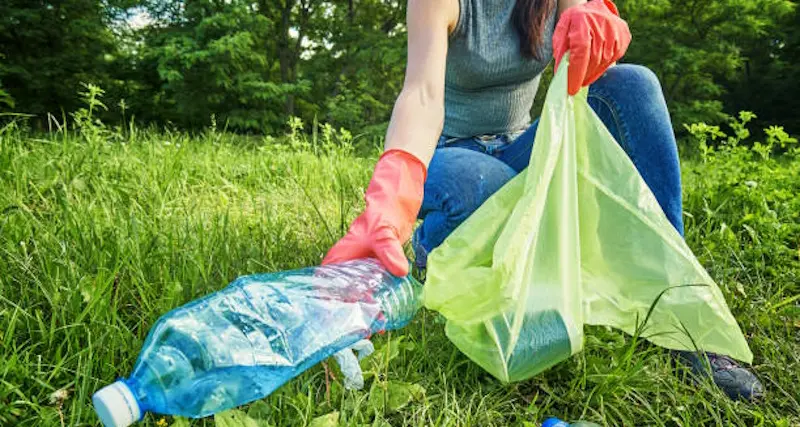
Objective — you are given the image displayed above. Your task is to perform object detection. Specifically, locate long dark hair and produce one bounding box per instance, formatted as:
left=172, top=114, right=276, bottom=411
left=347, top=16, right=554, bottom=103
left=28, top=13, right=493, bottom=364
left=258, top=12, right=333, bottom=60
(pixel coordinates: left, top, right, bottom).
left=512, top=0, right=556, bottom=60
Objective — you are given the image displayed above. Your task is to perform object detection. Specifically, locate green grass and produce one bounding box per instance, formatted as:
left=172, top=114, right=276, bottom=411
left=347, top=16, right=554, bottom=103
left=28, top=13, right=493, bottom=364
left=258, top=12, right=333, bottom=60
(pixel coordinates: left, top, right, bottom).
left=1, top=121, right=798, bottom=426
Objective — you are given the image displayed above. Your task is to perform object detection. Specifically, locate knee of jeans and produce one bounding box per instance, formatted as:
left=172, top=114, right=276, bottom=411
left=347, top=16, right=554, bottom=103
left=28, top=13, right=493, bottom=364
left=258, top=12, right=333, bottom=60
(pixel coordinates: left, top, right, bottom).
left=604, top=64, right=663, bottom=97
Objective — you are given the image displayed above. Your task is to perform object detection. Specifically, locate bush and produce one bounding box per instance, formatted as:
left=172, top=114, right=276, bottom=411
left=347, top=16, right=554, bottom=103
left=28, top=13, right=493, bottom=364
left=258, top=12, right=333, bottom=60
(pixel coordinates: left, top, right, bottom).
left=682, top=112, right=799, bottom=322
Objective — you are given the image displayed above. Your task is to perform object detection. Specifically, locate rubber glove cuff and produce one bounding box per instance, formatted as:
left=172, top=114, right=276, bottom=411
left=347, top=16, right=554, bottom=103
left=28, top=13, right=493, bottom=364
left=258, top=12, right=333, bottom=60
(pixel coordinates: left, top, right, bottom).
left=323, top=149, right=426, bottom=277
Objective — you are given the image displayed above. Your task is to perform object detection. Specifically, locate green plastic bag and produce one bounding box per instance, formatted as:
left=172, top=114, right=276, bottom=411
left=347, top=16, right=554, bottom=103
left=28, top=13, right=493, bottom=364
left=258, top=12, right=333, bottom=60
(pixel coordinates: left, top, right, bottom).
left=422, top=56, right=753, bottom=382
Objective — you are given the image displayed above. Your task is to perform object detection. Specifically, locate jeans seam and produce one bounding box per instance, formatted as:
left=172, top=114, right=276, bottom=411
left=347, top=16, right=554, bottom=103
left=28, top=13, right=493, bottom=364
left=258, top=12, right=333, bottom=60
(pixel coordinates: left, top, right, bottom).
left=588, top=88, right=635, bottom=165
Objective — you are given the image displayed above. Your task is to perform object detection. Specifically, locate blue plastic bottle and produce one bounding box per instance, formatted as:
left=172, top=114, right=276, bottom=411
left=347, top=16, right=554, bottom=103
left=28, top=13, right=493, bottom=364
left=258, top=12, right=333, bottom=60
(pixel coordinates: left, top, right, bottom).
left=542, top=417, right=602, bottom=427
left=92, top=259, right=422, bottom=427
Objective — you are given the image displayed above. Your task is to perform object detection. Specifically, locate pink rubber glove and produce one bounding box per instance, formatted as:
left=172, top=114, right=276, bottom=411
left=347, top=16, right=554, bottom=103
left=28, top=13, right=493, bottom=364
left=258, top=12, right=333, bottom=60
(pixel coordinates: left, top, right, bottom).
left=322, top=149, right=426, bottom=277
left=553, top=0, right=631, bottom=95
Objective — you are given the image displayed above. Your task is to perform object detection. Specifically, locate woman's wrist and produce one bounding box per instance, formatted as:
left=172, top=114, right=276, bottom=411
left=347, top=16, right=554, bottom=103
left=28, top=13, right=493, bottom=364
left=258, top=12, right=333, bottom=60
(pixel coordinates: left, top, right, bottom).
left=557, top=0, right=587, bottom=17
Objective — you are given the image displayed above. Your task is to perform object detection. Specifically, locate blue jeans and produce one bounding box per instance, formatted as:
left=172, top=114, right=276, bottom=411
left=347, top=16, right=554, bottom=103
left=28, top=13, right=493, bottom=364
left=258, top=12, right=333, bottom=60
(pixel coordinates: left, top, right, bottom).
left=413, top=64, right=684, bottom=268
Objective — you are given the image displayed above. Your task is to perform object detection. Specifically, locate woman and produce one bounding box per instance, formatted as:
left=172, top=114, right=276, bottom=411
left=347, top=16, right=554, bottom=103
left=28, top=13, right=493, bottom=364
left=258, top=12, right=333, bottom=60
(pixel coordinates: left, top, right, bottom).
left=322, top=0, right=763, bottom=401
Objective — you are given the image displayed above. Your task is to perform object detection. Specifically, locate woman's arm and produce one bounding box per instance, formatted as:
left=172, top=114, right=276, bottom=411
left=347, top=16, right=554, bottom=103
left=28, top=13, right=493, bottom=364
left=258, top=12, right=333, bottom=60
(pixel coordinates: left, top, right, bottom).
left=384, top=0, right=459, bottom=167
left=321, top=0, right=458, bottom=275
left=558, top=0, right=587, bottom=16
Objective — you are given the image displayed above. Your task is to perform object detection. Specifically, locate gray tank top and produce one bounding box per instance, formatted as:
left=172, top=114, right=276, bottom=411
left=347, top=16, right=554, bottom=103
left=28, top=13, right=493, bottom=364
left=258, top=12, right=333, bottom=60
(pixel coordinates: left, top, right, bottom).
left=443, top=0, right=557, bottom=138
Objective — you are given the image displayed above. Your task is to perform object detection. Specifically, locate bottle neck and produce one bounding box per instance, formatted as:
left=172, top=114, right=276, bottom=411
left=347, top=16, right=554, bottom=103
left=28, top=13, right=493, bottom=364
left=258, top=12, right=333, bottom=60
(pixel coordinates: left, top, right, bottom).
left=374, top=275, right=423, bottom=330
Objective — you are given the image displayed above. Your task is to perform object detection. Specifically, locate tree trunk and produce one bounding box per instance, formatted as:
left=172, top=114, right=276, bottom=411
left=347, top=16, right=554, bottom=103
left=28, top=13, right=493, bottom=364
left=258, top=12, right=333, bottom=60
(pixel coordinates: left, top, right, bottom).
left=348, top=0, right=355, bottom=23
left=278, top=0, right=295, bottom=116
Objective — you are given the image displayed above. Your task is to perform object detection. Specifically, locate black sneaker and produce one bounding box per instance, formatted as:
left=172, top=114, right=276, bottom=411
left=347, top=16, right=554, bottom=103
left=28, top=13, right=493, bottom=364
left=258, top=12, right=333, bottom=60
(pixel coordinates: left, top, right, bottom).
left=673, top=350, right=765, bottom=401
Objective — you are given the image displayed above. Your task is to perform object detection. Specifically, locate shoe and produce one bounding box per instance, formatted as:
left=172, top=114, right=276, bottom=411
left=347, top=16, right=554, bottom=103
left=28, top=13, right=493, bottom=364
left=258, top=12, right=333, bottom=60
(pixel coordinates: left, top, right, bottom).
left=673, top=350, right=765, bottom=401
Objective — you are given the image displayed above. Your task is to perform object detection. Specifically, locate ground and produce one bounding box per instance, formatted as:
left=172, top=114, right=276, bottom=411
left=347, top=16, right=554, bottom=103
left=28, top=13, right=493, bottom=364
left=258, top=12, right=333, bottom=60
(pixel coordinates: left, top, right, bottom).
left=1, top=125, right=798, bottom=426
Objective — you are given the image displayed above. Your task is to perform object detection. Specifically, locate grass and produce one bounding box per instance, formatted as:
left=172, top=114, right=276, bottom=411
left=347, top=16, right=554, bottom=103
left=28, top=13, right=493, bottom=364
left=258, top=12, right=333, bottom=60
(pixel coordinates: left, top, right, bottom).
left=0, top=118, right=798, bottom=426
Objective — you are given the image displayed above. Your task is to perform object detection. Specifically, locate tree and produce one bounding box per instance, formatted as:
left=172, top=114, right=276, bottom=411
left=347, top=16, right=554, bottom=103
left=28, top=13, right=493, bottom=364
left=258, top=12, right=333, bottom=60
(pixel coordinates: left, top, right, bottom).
left=723, top=3, right=800, bottom=133
left=255, top=0, right=321, bottom=117
left=133, top=0, right=304, bottom=132
left=0, top=0, right=121, bottom=121
left=132, top=0, right=407, bottom=133
left=2, top=0, right=796, bottom=136
left=619, top=0, right=796, bottom=130
left=301, top=0, right=407, bottom=132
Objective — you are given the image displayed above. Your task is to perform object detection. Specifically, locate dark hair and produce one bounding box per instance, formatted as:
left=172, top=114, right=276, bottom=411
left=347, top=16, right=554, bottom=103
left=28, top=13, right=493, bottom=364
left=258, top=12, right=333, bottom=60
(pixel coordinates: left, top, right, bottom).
left=512, top=0, right=556, bottom=60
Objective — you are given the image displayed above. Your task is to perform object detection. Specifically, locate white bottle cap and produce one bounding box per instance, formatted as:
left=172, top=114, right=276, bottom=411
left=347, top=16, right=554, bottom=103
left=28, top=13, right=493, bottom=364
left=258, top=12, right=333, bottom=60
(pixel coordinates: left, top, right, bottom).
left=92, top=380, right=142, bottom=427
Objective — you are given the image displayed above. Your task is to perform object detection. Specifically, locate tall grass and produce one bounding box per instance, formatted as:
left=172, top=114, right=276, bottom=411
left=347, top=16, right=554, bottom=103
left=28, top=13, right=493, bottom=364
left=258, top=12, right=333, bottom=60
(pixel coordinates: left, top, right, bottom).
left=0, top=114, right=798, bottom=426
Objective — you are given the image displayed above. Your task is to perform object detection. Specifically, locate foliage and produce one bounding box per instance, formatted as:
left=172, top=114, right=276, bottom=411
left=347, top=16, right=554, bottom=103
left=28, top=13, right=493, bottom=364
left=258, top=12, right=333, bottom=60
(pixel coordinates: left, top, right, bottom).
left=684, top=110, right=798, bottom=158
left=681, top=116, right=799, bottom=363
left=0, top=0, right=120, bottom=121
left=2, top=109, right=799, bottom=424
left=304, top=0, right=407, bottom=131
left=137, top=0, right=309, bottom=132
left=723, top=3, right=800, bottom=134
left=127, top=0, right=406, bottom=134
left=71, top=83, right=111, bottom=141
left=1, top=1, right=799, bottom=137
left=0, top=87, right=13, bottom=110
left=0, top=54, right=14, bottom=110
left=619, top=0, right=797, bottom=130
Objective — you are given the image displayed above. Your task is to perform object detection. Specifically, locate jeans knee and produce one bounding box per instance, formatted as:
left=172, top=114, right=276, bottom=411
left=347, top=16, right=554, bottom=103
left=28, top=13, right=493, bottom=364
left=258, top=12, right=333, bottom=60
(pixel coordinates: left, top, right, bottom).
left=589, top=63, right=671, bottom=141
left=605, top=64, right=664, bottom=98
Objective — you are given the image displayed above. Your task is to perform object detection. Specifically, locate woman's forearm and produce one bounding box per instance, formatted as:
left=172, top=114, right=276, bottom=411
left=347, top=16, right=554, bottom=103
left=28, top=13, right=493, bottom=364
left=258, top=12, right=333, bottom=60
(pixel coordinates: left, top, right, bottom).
left=384, top=84, right=444, bottom=167
left=381, top=0, right=455, bottom=168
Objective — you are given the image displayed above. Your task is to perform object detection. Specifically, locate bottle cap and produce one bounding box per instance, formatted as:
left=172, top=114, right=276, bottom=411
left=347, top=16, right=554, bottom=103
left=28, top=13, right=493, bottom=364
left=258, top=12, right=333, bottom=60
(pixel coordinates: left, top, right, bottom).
left=542, top=418, right=569, bottom=427
left=92, top=380, right=141, bottom=427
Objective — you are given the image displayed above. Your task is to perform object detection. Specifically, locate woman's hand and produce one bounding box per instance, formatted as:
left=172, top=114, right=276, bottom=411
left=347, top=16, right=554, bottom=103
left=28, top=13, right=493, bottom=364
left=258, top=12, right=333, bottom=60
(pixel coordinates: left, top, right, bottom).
left=553, top=0, right=631, bottom=95
left=322, top=150, right=426, bottom=277
left=322, top=0, right=455, bottom=276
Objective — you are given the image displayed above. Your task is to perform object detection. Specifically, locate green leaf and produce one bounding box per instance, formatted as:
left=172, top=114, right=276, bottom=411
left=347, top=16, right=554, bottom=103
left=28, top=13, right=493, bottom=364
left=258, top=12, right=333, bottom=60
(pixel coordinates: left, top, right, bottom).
left=308, top=411, right=339, bottom=427
left=368, top=381, right=426, bottom=413
left=362, top=335, right=406, bottom=373
left=170, top=417, right=191, bottom=427
left=246, top=400, right=272, bottom=421
left=214, top=409, right=263, bottom=427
